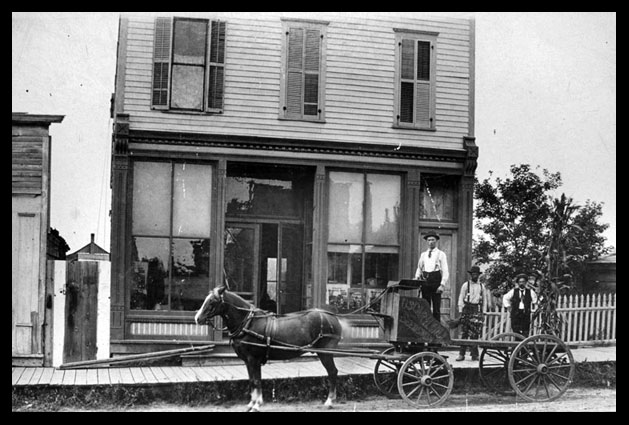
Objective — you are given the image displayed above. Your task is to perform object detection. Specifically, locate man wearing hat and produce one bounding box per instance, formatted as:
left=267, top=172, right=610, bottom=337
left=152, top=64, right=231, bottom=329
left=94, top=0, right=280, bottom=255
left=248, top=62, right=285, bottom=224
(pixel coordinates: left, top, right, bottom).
left=456, top=265, right=489, bottom=361
left=502, top=273, right=538, bottom=337
left=414, top=231, right=449, bottom=322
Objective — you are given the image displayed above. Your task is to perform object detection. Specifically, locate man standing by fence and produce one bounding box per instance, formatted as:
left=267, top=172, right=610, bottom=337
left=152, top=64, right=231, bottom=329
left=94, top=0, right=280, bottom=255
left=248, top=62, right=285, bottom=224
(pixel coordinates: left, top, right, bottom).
left=503, top=273, right=538, bottom=337
left=456, top=266, right=489, bottom=361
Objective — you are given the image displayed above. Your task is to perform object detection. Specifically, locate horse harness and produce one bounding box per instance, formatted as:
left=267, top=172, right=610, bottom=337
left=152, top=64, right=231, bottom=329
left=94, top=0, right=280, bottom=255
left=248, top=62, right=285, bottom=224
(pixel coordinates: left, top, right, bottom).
left=221, top=299, right=340, bottom=364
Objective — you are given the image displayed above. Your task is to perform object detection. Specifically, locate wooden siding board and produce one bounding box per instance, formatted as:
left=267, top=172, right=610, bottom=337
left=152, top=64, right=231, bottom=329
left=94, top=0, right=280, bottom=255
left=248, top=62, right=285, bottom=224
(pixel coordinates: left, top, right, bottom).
left=49, top=369, right=65, bottom=386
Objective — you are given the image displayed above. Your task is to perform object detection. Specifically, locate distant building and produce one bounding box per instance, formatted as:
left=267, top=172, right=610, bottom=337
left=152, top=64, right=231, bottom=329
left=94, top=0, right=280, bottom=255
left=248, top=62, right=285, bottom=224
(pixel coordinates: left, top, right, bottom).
left=584, top=252, right=616, bottom=293
left=12, top=112, right=64, bottom=366
left=67, top=233, right=110, bottom=262
left=47, top=227, right=70, bottom=260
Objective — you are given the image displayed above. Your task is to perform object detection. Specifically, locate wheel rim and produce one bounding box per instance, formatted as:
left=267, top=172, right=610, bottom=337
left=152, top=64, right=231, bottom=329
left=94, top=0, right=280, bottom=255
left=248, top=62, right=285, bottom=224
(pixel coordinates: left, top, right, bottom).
left=508, top=334, right=575, bottom=402
left=397, top=352, right=453, bottom=408
left=479, top=332, right=525, bottom=392
left=373, top=347, right=403, bottom=398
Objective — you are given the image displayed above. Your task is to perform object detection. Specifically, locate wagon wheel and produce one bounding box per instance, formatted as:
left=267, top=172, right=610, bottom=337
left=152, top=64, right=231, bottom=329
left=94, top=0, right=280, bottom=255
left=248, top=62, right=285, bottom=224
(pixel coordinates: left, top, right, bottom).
left=397, top=352, right=453, bottom=408
left=508, top=334, right=575, bottom=402
left=479, top=332, right=525, bottom=392
left=373, top=347, right=404, bottom=398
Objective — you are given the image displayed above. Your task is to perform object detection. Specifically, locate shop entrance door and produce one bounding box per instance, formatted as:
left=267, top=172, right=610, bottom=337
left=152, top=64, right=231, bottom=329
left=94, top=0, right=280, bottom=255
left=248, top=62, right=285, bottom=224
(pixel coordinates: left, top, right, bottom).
left=224, top=222, right=303, bottom=315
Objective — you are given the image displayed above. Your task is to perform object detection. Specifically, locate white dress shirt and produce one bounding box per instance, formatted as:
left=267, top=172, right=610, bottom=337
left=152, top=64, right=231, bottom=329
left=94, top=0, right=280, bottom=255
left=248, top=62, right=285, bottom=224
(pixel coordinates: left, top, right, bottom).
left=414, top=248, right=449, bottom=286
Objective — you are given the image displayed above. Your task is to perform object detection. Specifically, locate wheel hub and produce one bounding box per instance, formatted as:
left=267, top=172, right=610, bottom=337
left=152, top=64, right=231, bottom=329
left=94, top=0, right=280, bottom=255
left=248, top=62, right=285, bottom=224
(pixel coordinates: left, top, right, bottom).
left=536, top=363, right=549, bottom=374
left=421, top=375, right=433, bottom=386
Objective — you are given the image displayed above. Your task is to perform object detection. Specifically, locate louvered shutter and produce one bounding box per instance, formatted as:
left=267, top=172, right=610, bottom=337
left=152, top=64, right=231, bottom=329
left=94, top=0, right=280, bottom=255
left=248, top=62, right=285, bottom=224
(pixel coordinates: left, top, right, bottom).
left=399, top=39, right=415, bottom=123
left=303, top=29, right=321, bottom=116
left=286, top=27, right=304, bottom=117
left=207, top=20, right=226, bottom=111
left=415, top=41, right=432, bottom=127
left=152, top=17, right=172, bottom=108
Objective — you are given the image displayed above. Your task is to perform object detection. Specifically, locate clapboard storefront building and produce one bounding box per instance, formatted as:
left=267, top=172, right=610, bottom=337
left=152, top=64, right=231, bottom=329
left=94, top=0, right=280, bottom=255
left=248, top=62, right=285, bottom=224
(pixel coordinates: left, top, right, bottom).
left=109, top=12, right=478, bottom=354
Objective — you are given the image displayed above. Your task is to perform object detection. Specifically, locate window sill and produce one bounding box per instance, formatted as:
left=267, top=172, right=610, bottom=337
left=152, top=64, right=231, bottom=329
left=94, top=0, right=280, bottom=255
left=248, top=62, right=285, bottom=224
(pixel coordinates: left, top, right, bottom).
left=151, top=108, right=224, bottom=116
left=278, top=116, right=326, bottom=124
left=392, top=124, right=436, bottom=132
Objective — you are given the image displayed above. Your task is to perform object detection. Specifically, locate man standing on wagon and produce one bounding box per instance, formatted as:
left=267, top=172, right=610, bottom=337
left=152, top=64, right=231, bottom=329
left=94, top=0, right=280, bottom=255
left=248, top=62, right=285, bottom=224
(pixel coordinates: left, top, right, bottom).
left=414, top=231, right=449, bottom=322
left=456, top=265, right=489, bottom=361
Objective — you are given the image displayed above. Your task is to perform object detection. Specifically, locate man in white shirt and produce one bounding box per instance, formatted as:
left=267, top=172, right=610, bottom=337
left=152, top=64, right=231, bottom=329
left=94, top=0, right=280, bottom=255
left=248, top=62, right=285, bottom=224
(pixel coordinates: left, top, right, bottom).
left=414, top=231, right=449, bottom=322
left=502, top=273, right=538, bottom=337
left=456, top=265, right=489, bottom=361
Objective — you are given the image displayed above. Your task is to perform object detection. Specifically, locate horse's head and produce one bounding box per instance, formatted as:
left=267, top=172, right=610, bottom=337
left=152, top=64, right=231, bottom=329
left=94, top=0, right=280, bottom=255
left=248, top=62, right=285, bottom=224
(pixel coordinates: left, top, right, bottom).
left=194, top=285, right=227, bottom=325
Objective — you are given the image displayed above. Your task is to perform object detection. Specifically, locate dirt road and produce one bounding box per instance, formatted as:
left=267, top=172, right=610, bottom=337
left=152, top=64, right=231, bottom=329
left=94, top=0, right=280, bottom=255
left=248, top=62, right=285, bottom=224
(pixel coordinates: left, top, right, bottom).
left=47, top=387, right=615, bottom=412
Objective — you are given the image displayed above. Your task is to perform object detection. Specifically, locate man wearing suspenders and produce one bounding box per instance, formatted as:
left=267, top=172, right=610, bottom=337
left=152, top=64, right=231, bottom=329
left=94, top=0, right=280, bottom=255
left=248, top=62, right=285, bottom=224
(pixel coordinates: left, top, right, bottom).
left=456, top=266, right=489, bottom=361
left=414, top=231, right=449, bottom=322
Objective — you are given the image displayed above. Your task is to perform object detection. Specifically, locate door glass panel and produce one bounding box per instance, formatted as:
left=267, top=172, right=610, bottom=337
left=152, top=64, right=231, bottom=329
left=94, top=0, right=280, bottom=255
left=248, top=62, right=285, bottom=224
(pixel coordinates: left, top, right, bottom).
left=170, top=238, right=210, bottom=311
left=132, top=162, right=171, bottom=235
left=131, top=237, right=170, bottom=310
left=172, top=163, right=212, bottom=237
left=328, top=172, right=364, bottom=243
left=279, top=224, right=303, bottom=314
left=224, top=226, right=256, bottom=303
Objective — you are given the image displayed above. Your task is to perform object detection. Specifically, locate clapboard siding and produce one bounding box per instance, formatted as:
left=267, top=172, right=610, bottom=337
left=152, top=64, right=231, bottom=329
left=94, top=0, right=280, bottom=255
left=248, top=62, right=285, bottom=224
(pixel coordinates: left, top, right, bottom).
left=120, top=13, right=472, bottom=150
left=12, top=135, right=44, bottom=195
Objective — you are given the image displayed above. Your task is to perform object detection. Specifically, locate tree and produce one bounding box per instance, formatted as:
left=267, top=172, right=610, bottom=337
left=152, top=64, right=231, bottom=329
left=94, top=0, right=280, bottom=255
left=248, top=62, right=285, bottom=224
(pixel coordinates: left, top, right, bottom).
left=473, top=164, right=562, bottom=295
left=473, top=164, right=613, bottom=297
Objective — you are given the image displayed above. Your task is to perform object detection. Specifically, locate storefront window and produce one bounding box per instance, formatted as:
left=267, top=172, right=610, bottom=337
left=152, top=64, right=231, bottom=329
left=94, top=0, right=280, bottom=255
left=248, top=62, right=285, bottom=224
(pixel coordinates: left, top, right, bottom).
left=131, top=161, right=212, bottom=312
left=326, top=172, right=400, bottom=313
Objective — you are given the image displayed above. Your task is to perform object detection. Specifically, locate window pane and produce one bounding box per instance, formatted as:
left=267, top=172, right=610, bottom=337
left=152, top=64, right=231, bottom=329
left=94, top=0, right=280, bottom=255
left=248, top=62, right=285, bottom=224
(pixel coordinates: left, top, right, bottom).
left=401, top=38, right=415, bottom=80
left=173, top=19, right=207, bottom=65
left=400, top=81, right=414, bottom=123
left=417, top=40, right=431, bottom=81
left=365, top=174, right=400, bottom=245
left=226, top=164, right=303, bottom=217
left=173, top=163, right=212, bottom=237
left=132, top=162, right=171, bottom=235
left=364, top=251, right=399, bottom=288
left=171, top=64, right=204, bottom=110
left=131, top=237, right=170, bottom=310
left=328, top=172, right=364, bottom=243
left=171, top=238, right=210, bottom=311
left=420, top=175, right=457, bottom=221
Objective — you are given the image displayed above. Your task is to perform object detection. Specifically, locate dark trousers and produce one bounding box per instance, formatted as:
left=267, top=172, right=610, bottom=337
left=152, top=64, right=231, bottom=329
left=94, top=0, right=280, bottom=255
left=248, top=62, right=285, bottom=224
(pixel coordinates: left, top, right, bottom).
left=511, top=310, right=531, bottom=337
left=421, top=289, right=442, bottom=322
left=421, top=271, right=442, bottom=322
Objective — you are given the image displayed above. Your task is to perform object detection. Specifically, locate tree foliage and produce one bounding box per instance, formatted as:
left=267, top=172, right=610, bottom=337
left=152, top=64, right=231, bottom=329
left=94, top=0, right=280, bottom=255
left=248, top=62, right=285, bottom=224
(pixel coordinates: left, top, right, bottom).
left=473, top=164, right=613, bottom=297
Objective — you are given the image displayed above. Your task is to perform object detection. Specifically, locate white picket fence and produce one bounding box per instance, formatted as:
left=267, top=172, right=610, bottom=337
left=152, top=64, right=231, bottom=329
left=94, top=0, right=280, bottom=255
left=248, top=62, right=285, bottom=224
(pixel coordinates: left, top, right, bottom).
left=482, top=293, right=616, bottom=344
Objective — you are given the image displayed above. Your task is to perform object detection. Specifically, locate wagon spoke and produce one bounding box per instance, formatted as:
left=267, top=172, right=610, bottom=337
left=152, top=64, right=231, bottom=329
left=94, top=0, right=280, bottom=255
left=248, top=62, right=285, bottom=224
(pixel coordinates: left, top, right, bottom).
left=431, top=381, right=449, bottom=390
left=512, top=366, right=537, bottom=375
left=545, top=372, right=563, bottom=392
left=485, top=350, right=509, bottom=363
left=542, top=342, right=559, bottom=364
left=430, top=373, right=451, bottom=381
left=428, top=363, right=445, bottom=377
left=514, top=357, right=538, bottom=369
left=547, top=370, right=571, bottom=383
left=546, top=352, right=569, bottom=367
left=521, top=373, right=540, bottom=396
left=514, top=370, right=537, bottom=387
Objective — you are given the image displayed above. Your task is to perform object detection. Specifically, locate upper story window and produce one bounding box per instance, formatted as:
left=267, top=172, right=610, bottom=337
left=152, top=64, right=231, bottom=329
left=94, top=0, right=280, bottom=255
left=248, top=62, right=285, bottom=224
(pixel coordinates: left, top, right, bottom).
left=393, top=29, right=437, bottom=130
left=279, top=19, right=328, bottom=122
left=152, top=17, right=226, bottom=113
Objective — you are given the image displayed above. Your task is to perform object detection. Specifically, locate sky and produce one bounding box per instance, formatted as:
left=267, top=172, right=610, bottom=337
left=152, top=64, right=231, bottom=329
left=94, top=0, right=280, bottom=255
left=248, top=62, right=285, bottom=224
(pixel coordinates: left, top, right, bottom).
left=12, top=12, right=616, bottom=253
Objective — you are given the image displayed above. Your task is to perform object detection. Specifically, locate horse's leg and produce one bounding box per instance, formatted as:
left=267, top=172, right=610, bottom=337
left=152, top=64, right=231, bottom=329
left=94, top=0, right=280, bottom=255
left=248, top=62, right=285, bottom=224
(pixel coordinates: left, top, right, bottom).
left=317, top=353, right=338, bottom=408
left=244, top=358, right=263, bottom=412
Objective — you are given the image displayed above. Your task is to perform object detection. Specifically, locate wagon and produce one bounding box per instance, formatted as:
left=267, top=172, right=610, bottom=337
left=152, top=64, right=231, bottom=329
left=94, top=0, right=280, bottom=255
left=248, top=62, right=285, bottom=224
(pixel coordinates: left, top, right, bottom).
left=363, top=280, right=576, bottom=408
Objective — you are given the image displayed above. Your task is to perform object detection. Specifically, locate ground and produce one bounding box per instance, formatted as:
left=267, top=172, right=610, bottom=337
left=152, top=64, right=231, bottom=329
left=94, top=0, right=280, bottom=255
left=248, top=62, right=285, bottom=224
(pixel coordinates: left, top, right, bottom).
left=17, top=386, right=615, bottom=412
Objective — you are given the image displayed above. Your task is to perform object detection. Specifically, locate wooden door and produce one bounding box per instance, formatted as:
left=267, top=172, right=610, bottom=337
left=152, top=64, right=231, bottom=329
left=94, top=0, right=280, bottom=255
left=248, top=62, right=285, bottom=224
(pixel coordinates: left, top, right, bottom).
left=63, top=261, right=99, bottom=363
left=12, top=212, right=41, bottom=356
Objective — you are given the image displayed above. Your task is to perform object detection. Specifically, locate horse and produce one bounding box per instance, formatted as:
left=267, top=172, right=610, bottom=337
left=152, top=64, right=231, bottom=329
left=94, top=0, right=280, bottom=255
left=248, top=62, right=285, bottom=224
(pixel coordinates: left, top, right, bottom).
left=194, top=284, right=343, bottom=412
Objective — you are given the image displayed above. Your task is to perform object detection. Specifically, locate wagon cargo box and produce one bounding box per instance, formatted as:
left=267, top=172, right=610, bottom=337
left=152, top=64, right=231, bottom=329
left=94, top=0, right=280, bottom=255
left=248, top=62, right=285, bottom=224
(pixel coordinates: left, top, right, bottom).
left=380, top=288, right=451, bottom=345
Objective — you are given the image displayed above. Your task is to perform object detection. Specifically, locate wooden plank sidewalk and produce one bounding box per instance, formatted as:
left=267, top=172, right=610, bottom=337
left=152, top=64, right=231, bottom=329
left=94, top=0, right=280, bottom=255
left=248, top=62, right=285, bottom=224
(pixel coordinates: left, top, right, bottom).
left=12, top=345, right=615, bottom=388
